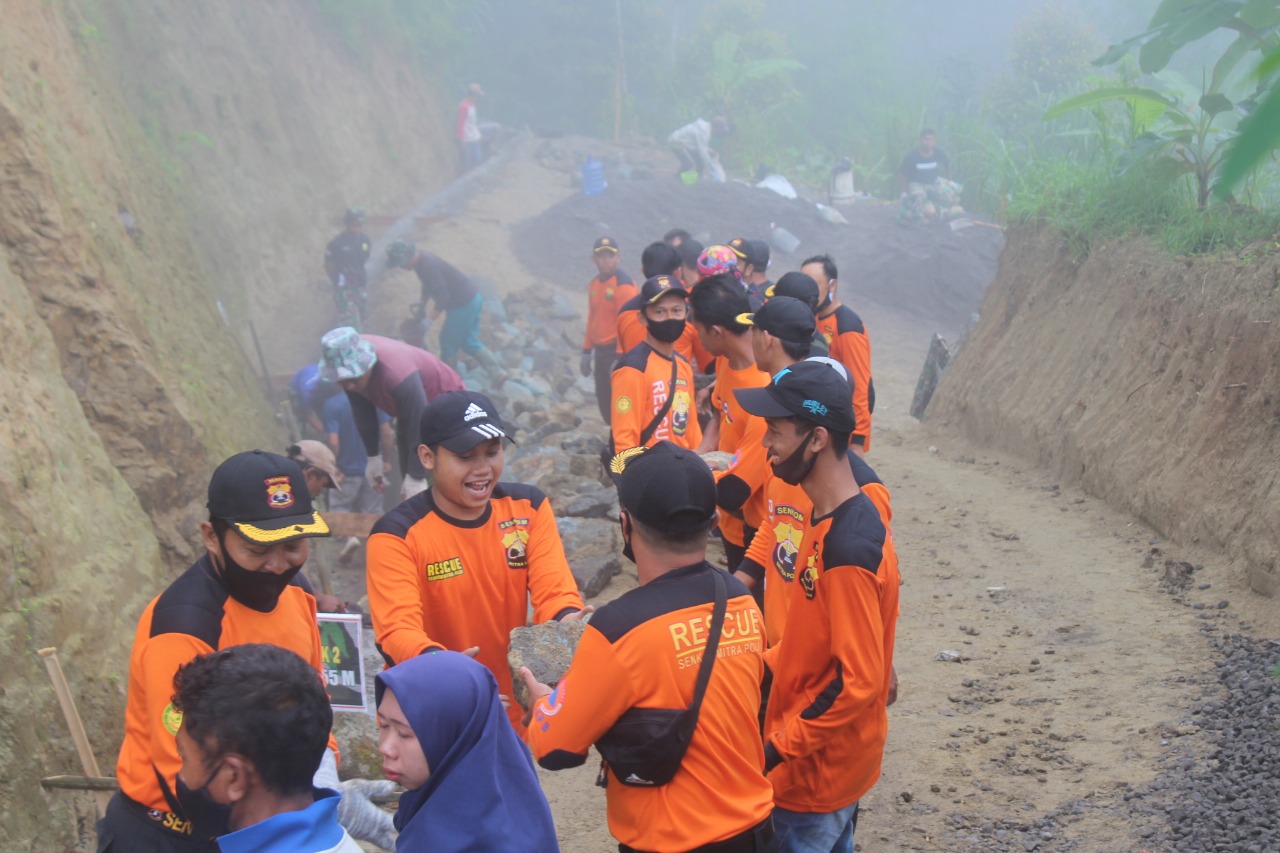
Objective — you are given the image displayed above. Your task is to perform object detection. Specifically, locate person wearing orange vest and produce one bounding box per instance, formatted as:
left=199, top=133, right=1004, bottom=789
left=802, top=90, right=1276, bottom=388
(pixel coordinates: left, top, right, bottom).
left=611, top=275, right=702, bottom=454
left=689, top=275, right=771, bottom=574
left=799, top=255, right=874, bottom=455
left=523, top=442, right=775, bottom=852
left=365, top=391, right=588, bottom=730
left=581, top=236, right=637, bottom=424
left=736, top=362, right=899, bottom=852
left=98, top=452, right=336, bottom=851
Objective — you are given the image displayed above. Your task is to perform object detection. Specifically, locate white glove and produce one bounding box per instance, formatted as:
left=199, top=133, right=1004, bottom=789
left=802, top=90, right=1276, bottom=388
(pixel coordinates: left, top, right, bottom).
left=336, top=779, right=399, bottom=851
left=366, top=456, right=384, bottom=488
left=314, top=749, right=398, bottom=851
left=401, top=475, right=428, bottom=499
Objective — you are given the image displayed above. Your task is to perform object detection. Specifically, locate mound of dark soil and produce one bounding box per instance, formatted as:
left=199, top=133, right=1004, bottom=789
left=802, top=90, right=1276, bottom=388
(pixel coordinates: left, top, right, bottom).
left=510, top=177, right=1004, bottom=328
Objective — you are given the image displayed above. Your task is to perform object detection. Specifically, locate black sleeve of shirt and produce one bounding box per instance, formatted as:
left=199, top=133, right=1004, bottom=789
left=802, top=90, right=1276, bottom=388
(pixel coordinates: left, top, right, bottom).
left=738, top=557, right=765, bottom=583
left=394, top=373, right=430, bottom=480
left=717, top=473, right=751, bottom=514
left=347, top=391, right=381, bottom=457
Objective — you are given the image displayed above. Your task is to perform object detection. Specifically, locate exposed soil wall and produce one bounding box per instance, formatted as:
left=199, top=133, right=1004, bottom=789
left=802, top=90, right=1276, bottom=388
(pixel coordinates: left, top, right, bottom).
left=1, top=2, right=454, bottom=848
left=929, top=227, right=1280, bottom=597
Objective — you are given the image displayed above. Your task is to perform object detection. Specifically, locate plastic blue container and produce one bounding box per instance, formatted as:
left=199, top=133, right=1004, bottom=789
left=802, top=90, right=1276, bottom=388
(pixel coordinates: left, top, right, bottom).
left=582, top=157, right=607, bottom=196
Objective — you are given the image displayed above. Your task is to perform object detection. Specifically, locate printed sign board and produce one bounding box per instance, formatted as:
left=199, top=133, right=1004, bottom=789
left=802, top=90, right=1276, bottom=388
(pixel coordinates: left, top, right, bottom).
left=317, top=612, right=366, bottom=713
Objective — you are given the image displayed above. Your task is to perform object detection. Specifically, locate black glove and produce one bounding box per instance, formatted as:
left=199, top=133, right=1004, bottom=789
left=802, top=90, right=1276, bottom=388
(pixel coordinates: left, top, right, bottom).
left=763, top=741, right=783, bottom=773
left=580, top=351, right=593, bottom=377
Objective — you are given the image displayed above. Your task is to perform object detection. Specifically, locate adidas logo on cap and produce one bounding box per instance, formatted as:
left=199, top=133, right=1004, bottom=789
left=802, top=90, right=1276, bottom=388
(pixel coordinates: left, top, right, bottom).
left=463, top=402, right=488, bottom=422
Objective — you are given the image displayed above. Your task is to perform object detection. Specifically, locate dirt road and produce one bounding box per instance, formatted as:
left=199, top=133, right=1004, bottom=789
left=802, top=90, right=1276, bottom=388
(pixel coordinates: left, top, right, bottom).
left=344, top=149, right=1278, bottom=852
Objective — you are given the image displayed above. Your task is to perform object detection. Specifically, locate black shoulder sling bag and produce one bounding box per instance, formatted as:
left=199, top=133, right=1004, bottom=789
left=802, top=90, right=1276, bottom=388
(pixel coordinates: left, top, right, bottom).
left=595, top=568, right=728, bottom=787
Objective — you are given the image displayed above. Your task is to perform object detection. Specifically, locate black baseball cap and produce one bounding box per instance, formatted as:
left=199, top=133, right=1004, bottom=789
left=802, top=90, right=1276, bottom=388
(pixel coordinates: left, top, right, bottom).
left=640, top=274, right=688, bottom=305
left=748, top=239, right=770, bottom=269
left=736, top=296, right=815, bottom=345
left=734, top=360, right=855, bottom=434
left=207, top=451, right=330, bottom=544
left=727, top=237, right=751, bottom=261
left=765, top=271, right=820, bottom=311
left=593, top=236, right=619, bottom=254
left=421, top=390, right=509, bottom=453
left=609, top=441, right=717, bottom=535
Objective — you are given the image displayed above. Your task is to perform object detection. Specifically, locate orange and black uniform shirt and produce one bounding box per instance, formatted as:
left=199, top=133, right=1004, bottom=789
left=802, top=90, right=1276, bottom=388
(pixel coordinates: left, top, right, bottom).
left=817, top=305, right=874, bottom=450
left=367, top=484, right=583, bottom=728
left=528, top=562, right=774, bottom=852
left=762, top=490, right=900, bottom=813
left=611, top=342, right=702, bottom=454
left=584, top=271, right=637, bottom=350
left=710, top=357, right=770, bottom=547
left=615, top=298, right=714, bottom=371
left=741, top=454, right=896, bottom=647
left=115, top=556, right=336, bottom=839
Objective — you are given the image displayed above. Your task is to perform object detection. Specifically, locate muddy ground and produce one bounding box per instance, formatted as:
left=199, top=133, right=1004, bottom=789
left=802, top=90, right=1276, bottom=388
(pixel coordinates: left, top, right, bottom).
left=321, top=144, right=1280, bottom=852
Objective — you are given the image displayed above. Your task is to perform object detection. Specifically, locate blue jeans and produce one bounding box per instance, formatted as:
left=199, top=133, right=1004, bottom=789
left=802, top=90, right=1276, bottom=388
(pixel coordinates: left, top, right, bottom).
left=773, top=802, right=858, bottom=853
left=439, top=292, right=486, bottom=364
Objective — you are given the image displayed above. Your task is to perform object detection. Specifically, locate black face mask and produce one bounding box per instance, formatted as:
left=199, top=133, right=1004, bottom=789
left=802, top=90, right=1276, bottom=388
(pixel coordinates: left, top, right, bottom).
left=771, top=431, right=816, bottom=486
left=648, top=317, right=686, bottom=344
left=175, top=761, right=232, bottom=838
left=215, top=528, right=303, bottom=612
left=817, top=294, right=833, bottom=313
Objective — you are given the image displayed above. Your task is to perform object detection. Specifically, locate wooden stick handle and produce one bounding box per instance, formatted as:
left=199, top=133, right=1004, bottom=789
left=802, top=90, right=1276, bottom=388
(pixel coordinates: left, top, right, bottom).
left=38, top=648, right=112, bottom=818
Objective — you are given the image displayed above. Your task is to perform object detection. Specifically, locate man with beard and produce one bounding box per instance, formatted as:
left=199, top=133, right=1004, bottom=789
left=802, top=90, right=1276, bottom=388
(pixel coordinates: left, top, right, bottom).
left=99, top=451, right=336, bottom=851
left=610, top=275, right=702, bottom=454
left=735, top=362, right=900, bottom=852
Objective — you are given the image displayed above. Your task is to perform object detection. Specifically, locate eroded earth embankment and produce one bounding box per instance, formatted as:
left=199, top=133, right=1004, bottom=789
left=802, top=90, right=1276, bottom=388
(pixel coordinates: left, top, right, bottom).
left=930, top=227, right=1280, bottom=597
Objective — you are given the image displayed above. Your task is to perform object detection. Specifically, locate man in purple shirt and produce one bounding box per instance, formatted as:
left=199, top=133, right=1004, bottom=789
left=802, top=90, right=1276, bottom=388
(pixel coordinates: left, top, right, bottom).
left=319, top=327, right=465, bottom=498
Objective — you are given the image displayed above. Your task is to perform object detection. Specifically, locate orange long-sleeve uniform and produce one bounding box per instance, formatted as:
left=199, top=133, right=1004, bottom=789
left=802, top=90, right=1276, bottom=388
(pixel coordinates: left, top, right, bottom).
left=584, top=271, right=637, bottom=349
left=114, top=556, right=336, bottom=839
left=616, top=297, right=714, bottom=371
left=710, top=358, right=770, bottom=548
left=528, top=562, right=774, bottom=851
left=763, top=491, right=900, bottom=813
left=741, top=454, right=895, bottom=647
left=817, top=305, right=874, bottom=451
left=611, top=342, right=701, bottom=454
left=366, top=483, right=584, bottom=727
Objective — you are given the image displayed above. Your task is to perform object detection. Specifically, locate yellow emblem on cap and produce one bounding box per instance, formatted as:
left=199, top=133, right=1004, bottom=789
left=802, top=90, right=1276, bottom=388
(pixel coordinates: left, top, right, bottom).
left=609, top=445, right=647, bottom=476
left=615, top=395, right=632, bottom=414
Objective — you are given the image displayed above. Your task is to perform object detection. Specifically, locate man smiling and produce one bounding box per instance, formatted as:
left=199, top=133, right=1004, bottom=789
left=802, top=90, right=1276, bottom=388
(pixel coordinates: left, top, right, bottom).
left=365, top=390, right=589, bottom=728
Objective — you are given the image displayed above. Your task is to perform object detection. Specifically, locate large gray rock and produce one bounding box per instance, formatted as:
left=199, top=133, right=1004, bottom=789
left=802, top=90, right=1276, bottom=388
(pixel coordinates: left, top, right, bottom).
left=507, top=620, right=587, bottom=711
left=556, top=515, right=623, bottom=598
left=558, top=484, right=618, bottom=519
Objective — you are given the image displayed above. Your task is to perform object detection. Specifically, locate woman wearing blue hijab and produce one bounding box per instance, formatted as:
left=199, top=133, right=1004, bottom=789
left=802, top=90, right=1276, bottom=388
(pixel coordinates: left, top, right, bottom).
left=375, top=650, right=560, bottom=852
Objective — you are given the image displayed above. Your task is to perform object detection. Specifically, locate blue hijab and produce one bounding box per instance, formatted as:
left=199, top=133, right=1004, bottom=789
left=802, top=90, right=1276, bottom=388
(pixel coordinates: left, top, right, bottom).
left=375, top=651, right=560, bottom=853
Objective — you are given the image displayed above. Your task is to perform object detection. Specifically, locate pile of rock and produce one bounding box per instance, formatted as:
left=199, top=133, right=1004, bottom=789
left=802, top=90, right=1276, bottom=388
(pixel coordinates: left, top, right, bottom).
left=457, top=285, right=625, bottom=600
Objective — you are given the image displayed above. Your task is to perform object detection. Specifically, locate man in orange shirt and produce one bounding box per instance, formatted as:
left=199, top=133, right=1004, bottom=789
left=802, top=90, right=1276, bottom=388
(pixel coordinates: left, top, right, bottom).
left=799, top=254, right=874, bottom=455
left=611, top=275, right=702, bottom=454
left=689, top=275, right=770, bottom=573
left=365, top=391, right=588, bottom=728
left=581, top=236, right=637, bottom=424
left=615, top=241, right=711, bottom=372
left=523, top=442, right=775, bottom=852
left=736, top=361, right=899, bottom=852
left=99, top=451, right=335, bottom=851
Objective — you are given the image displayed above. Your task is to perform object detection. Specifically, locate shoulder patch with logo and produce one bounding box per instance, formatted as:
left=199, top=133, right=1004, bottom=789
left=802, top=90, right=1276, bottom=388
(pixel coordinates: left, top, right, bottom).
left=162, top=702, right=183, bottom=735
left=499, top=518, right=531, bottom=569
left=616, top=395, right=632, bottom=414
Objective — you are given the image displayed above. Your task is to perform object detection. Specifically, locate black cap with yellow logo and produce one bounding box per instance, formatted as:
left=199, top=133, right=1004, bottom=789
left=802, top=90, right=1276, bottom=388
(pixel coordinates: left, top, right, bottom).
left=207, top=451, right=330, bottom=544
left=593, top=236, right=619, bottom=254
